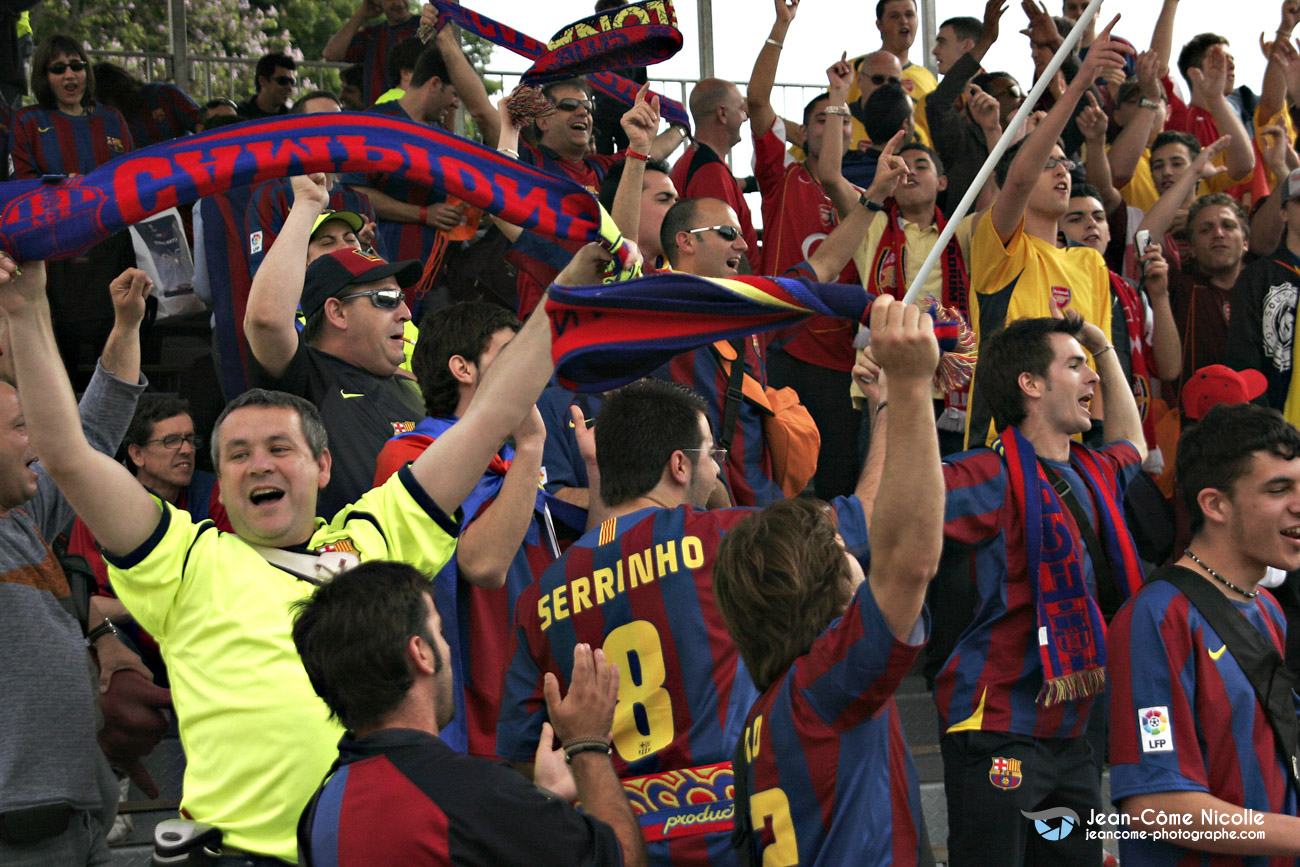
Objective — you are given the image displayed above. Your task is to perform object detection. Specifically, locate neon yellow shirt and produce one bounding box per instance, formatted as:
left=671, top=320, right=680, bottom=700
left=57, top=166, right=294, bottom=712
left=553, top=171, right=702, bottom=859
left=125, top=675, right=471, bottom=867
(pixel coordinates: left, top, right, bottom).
left=106, top=466, right=459, bottom=863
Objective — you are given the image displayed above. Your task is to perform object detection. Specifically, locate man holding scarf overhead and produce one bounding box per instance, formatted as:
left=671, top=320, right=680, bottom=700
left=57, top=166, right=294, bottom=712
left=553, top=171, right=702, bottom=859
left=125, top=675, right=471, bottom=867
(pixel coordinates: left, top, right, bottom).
left=931, top=312, right=1147, bottom=866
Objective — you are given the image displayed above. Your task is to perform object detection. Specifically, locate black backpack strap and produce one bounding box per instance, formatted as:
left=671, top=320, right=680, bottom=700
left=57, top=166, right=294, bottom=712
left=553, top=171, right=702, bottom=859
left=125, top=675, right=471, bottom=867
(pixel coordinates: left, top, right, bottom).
left=1037, top=459, right=1124, bottom=619
left=729, top=731, right=760, bottom=866
left=712, top=340, right=747, bottom=454
left=1152, top=564, right=1300, bottom=788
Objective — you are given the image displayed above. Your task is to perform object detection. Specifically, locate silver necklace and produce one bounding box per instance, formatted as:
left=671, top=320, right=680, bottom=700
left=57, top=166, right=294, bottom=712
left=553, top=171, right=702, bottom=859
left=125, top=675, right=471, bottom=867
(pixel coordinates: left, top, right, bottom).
left=1184, top=548, right=1258, bottom=599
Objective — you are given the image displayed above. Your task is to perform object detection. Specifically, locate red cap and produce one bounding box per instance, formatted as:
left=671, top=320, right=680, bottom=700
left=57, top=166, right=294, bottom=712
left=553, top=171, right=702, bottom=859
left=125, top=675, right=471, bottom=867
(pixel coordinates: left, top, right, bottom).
left=1181, top=364, right=1268, bottom=420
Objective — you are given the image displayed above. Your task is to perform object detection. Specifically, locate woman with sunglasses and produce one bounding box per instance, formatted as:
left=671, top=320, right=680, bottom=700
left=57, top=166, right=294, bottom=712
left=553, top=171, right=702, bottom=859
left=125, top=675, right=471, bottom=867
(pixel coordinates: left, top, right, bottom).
left=9, top=34, right=137, bottom=390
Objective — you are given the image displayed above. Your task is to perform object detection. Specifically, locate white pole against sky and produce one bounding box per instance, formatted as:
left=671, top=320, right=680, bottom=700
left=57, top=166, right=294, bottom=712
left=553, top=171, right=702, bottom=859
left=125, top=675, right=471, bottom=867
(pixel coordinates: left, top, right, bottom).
left=902, top=0, right=1105, bottom=304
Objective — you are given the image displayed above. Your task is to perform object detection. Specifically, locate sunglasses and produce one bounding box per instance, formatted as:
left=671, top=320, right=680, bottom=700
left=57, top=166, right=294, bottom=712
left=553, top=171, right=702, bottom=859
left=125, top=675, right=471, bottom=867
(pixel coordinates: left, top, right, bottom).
left=340, top=287, right=404, bottom=309
left=145, top=433, right=204, bottom=451
left=687, top=225, right=741, bottom=242
left=554, top=97, right=594, bottom=112
left=864, top=74, right=902, bottom=86
left=48, top=60, right=87, bottom=75
left=272, top=75, right=296, bottom=87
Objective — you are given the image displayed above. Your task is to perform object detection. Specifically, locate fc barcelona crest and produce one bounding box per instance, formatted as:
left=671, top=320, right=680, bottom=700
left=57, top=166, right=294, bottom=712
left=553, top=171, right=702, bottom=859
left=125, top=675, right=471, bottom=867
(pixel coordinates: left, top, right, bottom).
left=989, top=756, right=1022, bottom=790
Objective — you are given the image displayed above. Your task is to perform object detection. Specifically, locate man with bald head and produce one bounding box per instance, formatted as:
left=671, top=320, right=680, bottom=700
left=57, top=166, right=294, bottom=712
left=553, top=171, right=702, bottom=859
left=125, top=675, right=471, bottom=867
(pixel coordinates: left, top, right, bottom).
left=669, top=78, right=759, bottom=273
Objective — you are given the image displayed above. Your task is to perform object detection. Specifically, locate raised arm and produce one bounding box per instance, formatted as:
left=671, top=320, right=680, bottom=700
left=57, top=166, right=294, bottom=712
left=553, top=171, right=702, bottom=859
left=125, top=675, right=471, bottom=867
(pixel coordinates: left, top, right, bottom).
left=0, top=263, right=160, bottom=557
left=991, top=16, right=1130, bottom=242
left=323, top=0, right=377, bottom=62
left=1138, top=241, right=1183, bottom=381
left=745, top=0, right=798, bottom=139
left=1078, top=92, right=1123, bottom=213
left=1076, top=314, right=1148, bottom=460
left=814, top=54, right=860, bottom=218
left=807, top=130, right=907, bottom=281
left=455, top=408, right=545, bottom=590
left=1136, top=135, right=1230, bottom=240
left=432, top=4, right=502, bottom=146
left=610, top=85, right=661, bottom=246
left=1259, top=2, right=1300, bottom=122
left=99, top=268, right=153, bottom=385
left=1250, top=125, right=1299, bottom=255
left=408, top=244, right=631, bottom=518
left=1107, top=51, right=1164, bottom=190
left=861, top=295, right=943, bottom=639
left=244, top=173, right=329, bottom=378
left=1189, top=45, right=1256, bottom=180
left=1149, top=0, right=1179, bottom=77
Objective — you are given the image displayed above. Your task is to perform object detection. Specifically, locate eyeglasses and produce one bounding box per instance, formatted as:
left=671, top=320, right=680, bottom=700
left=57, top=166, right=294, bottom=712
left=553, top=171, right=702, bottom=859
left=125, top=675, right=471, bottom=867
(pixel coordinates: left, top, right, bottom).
left=682, top=447, right=728, bottom=465
left=272, top=75, right=296, bottom=87
left=145, top=433, right=203, bottom=450
left=339, top=288, right=404, bottom=309
left=686, top=225, right=741, bottom=242
left=864, top=74, right=902, bottom=86
left=554, top=97, right=594, bottom=112
left=1045, top=156, right=1077, bottom=172
left=48, top=60, right=87, bottom=75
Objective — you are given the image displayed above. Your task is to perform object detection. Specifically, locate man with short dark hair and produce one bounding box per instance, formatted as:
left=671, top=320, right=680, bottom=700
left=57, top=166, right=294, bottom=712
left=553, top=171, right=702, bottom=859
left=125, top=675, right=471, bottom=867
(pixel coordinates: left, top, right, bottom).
left=936, top=312, right=1147, bottom=866
left=875, top=0, right=936, bottom=100
left=323, top=0, right=419, bottom=106
left=498, top=362, right=883, bottom=864
left=0, top=241, right=606, bottom=862
left=236, top=51, right=296, bottom=119
left=293, top=561, right=646, bottom=866
left=1108, top=402, right=1300, bottom=863
left=716, top=295, right=943, bottom=866
left=374, top=36, right=426, bottom=104
left=246, top=173, right=423, bottom=518
left=933, top=16, right=983, bottom=75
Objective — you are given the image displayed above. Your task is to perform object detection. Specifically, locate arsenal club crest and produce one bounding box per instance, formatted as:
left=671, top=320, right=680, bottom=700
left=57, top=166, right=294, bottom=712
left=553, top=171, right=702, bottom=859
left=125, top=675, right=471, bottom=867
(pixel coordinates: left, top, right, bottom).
left=989, top=756, right=1023, bottom=790
left=1050, top=285, right=1071, bottom=309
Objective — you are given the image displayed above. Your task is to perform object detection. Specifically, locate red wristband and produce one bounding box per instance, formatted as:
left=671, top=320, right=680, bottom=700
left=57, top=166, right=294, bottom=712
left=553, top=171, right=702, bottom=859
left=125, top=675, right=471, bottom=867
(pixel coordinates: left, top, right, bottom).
left=419, top=205, right=429, bottom=224
left=625, top=149, right=649, bottom=161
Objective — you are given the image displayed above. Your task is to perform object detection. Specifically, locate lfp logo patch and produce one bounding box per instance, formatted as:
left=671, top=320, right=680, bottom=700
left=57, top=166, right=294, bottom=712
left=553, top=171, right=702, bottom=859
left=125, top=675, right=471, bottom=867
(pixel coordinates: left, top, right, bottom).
left=1139, top=706, right=1173, bottom=753
left=989, top=756, right=1023, bottom=790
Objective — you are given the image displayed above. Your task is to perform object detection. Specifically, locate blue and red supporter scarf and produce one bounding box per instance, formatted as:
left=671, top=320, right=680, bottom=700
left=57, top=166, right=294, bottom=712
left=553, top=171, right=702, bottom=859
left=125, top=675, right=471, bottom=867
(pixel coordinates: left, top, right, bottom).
left=546, top=270, right=962, bottom=392
left=429, top=0, right=691, bottom=130
left=997, top=426, right=1143, bottom=705
left=524, top=1, right=682, bottom=85
left=0, top=112, right=636, bottom=265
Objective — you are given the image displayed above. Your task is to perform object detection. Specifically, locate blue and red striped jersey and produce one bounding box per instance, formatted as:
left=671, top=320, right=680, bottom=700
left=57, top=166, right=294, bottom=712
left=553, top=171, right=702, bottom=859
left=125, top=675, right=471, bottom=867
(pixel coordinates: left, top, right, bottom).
left=499, top=497, right=867, bottom=864
left=1108, top=578, right=1299, bottom=867
left=932, top=441, right=1141, bottom=738
left=125, top=83, right=200, bottom=148
left=341, top=100, right=445, bottom=266
left=663, top=344, right=782, bottom=509
left=300, top=729, right=623, bottom=866
left=0, top=101, right=13, bottom=182
left=195, top=187, right=258, bottom=396
left=9, top=104, right=133, bottom=178
left=736, top=583, right=928, bottom=866
left=343, top=16, right=421, bottom=106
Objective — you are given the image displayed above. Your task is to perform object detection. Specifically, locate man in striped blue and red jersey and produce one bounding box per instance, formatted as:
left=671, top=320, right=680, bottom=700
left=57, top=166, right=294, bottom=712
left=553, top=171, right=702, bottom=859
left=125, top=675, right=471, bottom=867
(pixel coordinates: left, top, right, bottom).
left=497, top=344, right=885, bottom=865
left=1108, top=402, right=1300, bottom=864
left=932, top=313, right=1148, bottom=865
left=714, top=296, right=943, bottom=866
left=323, top=0, right=419, bottom=107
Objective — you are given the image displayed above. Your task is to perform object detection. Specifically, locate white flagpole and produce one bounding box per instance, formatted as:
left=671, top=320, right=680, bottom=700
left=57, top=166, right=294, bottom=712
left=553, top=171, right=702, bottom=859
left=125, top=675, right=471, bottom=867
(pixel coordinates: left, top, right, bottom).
left=901, top=0, right=1106, bottom=306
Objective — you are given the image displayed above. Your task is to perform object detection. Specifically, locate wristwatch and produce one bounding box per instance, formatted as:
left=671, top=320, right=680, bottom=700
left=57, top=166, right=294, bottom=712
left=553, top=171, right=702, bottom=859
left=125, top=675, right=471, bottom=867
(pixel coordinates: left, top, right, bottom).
left=858, top=193, right=885, bottom=212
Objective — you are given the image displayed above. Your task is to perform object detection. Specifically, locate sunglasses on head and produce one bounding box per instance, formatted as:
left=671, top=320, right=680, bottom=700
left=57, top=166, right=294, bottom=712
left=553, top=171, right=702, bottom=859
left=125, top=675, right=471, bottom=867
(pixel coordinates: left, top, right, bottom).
left=865, top=74, right=902, bottom=86
left=687, top=225, right=741, bottom=242
left=340, top=288, right=404, bottom=309
left=48, top=60, right=87, bottom=75
left=554, top=97, right=593, bottom=112
left=272, top=75, right=296, bottom=87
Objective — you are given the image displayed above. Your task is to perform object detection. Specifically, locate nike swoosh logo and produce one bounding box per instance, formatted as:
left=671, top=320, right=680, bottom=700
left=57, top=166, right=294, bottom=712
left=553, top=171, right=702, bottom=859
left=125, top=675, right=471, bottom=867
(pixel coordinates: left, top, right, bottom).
left=37, top=126, right=50, bottom=132
left=1209, top=645, right=1226, bottom=660
left=340, top=390, right=364, bottom=399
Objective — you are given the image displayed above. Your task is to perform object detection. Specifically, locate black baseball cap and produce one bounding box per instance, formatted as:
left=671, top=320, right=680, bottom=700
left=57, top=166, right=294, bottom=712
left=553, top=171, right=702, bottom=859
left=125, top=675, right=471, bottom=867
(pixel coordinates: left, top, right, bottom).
left=301, top=248, right=421, bottom=319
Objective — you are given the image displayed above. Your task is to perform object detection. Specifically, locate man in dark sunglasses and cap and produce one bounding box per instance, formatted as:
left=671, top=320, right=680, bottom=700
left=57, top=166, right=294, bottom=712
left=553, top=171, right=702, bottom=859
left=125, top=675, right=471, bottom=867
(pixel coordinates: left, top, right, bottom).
left=246, top=171, right=425, bottom=518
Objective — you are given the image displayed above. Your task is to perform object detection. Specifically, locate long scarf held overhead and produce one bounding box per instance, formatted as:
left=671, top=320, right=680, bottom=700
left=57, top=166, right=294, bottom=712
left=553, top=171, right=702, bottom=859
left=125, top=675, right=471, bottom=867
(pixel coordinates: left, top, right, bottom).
left=428, top=0, right=691, bottom=130
left=524, top=1, right=682, bottom=85
left=997, top=427, right=1143, bottom=706
left=547, top=271, right=962, bottom=392
left=0, top=112, right=633, bottom=269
